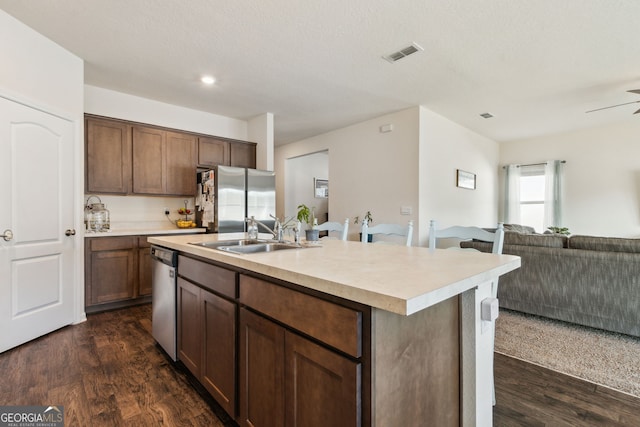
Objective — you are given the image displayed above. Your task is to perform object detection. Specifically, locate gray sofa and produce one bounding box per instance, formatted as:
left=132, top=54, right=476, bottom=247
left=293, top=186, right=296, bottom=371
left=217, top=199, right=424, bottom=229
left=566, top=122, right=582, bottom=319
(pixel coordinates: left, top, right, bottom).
left=461, top=227, right=640, bottom=337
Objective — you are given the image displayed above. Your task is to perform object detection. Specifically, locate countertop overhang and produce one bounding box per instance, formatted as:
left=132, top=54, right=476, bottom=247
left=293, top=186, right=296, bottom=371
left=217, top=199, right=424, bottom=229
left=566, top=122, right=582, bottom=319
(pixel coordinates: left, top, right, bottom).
left=148, top=233, right=521, bottom=316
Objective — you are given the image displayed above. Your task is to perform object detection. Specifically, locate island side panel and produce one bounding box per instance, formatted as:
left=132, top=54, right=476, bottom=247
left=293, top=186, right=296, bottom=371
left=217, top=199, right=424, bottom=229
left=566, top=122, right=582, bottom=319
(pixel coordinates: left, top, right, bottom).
left=370, top=296, right=460, bottom=426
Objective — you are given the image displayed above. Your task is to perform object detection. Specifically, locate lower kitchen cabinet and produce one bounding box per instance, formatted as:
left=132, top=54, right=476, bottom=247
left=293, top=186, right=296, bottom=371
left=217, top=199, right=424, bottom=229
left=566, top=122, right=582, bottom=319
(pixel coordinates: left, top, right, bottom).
left=177, top=258, right=238, bottom=417
left=239, top=308, right=360, bottom=427
left=177, top=278, right=201, bottom=375
left=86, top=237, right=136, bottom=306
left=85, top=236, right=153, bottom=313
left=175, top=255, right=365, bottom=426
left=138, top=237, right=152, bottom=296
left=85, top=235, right=156, bottom=313
left=238, top=308, right=285, bottom=426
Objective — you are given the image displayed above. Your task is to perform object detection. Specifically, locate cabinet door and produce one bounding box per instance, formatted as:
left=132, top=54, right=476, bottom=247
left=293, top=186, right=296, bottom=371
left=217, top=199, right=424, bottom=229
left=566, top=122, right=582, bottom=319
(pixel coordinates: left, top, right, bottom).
left=166, top=131, right=197, bottom=196
left=199, top=137, right=230, bottom=167
left=132, top=126, right=165, bottom=194
left=202, top=290, right=236, bottom=417
left=88, top=238, right=136, bottom=305
left=239, top=308, right=284, bottom=427
left=177, top=278, right=202, bottom=377
left=85, top=117, right=131, bottom=194
left=137, top=237, right=152, bottom=297
left=230, top=142, right=256, bottom=168
left=285, top=331, right=361, bottom=427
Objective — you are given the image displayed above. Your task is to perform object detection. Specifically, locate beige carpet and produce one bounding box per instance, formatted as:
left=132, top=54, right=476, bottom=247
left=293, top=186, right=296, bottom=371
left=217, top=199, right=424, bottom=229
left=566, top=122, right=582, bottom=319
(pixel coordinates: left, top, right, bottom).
left=494, top=309, right=640, bottom=398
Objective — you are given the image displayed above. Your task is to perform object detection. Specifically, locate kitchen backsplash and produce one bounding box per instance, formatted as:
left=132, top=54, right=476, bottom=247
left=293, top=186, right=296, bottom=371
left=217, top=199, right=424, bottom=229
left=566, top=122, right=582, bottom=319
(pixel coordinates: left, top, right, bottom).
left=85, top=194, right=196, bottom=228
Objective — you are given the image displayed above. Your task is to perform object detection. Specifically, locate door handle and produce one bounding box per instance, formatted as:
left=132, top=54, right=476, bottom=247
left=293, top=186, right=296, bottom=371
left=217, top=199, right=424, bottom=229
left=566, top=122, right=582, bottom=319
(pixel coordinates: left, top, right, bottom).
left=65, top=229, right=76, bottom=236
left=2, top=229, right=13, bottom=242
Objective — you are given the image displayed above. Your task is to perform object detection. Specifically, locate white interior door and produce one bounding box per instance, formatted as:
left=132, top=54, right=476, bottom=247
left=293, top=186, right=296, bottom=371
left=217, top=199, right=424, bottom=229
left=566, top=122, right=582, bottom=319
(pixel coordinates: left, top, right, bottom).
left=0, top=96, right=76, bottom=353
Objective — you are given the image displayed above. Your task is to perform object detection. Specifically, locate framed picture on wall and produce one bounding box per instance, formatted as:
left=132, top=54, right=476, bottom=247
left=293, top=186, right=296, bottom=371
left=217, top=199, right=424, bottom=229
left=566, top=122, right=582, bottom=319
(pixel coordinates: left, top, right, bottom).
left=314, top=178, right=329, bottom=198
left=456, top=169, right=476, bottom=190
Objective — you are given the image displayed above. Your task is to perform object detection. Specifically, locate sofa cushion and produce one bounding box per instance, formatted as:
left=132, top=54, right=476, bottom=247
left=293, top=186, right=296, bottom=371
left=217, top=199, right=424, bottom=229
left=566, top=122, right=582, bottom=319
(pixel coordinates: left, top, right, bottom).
left=503, top=224, right=536, bottom=234
left=504, top=231, right=567, bottom=248
left=569, top=235, right=640, bottom=253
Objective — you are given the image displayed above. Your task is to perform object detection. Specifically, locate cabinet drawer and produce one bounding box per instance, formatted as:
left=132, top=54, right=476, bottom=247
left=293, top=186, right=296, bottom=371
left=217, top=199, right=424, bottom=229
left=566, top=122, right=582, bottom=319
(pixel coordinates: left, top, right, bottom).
left=89, top=236, right=136, bottom=251
left=178, top=255, right=237, bottom=298
left=240, top=275, right=362, bottom=358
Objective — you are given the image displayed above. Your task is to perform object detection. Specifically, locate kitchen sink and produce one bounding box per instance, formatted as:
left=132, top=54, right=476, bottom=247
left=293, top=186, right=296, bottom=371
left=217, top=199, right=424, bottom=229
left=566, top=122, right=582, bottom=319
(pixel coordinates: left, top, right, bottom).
left=190, top=239, right=271, bottom=249
left=218, top=242, right=301, bottom=254
left=190, top=239, right=303, bottom=254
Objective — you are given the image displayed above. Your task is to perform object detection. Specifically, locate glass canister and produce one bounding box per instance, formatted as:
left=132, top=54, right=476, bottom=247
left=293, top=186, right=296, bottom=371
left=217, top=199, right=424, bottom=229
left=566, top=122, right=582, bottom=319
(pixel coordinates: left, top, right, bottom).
left=90, top=203, right=110, bottom=232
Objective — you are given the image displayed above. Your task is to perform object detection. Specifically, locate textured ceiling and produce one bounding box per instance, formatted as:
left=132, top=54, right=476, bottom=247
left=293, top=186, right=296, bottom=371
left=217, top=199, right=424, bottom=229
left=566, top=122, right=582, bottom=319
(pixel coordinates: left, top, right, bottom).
left=2, top=0, right=640, bottom=145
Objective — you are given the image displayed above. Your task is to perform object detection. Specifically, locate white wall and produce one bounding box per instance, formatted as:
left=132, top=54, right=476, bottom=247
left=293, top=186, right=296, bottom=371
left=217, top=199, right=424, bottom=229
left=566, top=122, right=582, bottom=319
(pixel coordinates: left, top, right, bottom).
left=85, top=85, right=248, bottom=139
left=0, top=12, right=83, bottom=116
left=284, top=151, right=329, bottom=230
left=275, top=106, right=501, bottom=245
left=420, top=107, right=501, bottom=243
left=0, top=10, right=85, bottom=323
left=248, top=113, right=274, bottom=171
left=500, top=118, right=640, bottom=237
left=275, top=108, right=420, bottom=242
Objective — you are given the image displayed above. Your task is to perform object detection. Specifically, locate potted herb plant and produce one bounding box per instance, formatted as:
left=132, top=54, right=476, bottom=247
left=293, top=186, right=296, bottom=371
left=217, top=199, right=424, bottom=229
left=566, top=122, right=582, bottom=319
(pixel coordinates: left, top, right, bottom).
left=297, top=204, right=319, bottom=241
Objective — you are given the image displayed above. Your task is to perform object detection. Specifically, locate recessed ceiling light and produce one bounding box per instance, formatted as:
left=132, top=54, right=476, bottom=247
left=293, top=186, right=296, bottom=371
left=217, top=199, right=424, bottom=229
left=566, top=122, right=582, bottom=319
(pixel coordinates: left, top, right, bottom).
left=201, top=75, right=215, bottom=85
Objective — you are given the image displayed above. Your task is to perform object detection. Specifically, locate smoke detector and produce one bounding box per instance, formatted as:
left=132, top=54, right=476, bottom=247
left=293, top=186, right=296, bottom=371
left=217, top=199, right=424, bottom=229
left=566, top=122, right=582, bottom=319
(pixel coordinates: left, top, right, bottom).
left=382, top=42, right=424, bottom=63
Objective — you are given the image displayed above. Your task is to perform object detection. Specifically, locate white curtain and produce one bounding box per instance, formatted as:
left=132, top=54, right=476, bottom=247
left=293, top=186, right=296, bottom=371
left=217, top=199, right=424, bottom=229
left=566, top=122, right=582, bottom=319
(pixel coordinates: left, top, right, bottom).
left=544, top=160, right=564, bottom=228
left=504, top=164, right=521, bottom=224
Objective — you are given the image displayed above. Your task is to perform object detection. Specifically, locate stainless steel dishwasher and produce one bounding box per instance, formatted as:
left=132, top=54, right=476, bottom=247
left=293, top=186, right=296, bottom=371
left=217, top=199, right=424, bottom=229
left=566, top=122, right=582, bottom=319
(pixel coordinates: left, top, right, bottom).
left=150, top=245, right=178, bottom=361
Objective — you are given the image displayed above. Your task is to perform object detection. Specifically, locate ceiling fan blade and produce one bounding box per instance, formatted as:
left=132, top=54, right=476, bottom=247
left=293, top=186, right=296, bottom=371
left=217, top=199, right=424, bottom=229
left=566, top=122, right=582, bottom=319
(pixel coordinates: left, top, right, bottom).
left=627, top=89, right=640, bottom=95
left=585, top=100, right=640, bottom=113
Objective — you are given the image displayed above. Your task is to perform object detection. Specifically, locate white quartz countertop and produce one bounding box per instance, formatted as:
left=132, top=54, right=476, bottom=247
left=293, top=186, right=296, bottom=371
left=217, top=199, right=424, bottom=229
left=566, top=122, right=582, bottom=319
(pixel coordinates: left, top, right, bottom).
left=148, top=233, right=521, bottom=316
left=84, top=221, right=206, bottom=237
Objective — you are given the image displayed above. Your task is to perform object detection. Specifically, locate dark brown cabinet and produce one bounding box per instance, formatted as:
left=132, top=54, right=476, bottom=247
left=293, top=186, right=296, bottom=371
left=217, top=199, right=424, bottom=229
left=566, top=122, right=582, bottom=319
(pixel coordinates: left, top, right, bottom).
left=85, top=117, right=131, bottom=194
left=239, top=308, right=360, bottom=427
left=238, top=274, right=362, bottom=427
left=85, top=236, right=152, bottom=313
left=239, top=308, right=285, bottom=427
left=177, top=277, right=202, bottom=375
left=230, top=141, right=256, bottom=168
left=199, top=136, right=257, bottom=168
left=132, top=126, right=197, bottom=196
left=175, top=256, right=364, bottom=426
left=198, top=137, right=229, bottom=167
left=137, top=237, right=152, bottom=296
left=177, top=256, right=238, bottom=417
left=85, top=114, right=256, bottom=195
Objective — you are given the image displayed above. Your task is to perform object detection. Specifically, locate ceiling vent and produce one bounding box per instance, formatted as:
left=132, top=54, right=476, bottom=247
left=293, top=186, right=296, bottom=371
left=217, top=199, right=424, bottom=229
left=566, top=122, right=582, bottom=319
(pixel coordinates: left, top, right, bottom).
left=480, top=112, right=494, bottom=119
left=383, top=42, right=424, bottom=63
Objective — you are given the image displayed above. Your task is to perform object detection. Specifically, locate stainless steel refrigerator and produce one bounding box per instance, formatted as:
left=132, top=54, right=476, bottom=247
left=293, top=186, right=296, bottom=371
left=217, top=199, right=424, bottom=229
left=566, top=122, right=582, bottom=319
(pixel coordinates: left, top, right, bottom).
left=195, top=165, right=276, bottom=233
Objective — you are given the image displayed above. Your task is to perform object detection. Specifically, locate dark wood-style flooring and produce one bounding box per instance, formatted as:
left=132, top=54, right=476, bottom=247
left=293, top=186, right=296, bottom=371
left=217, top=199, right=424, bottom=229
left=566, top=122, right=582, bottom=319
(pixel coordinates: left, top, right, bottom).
left=1, top=304, right=638, bottom=426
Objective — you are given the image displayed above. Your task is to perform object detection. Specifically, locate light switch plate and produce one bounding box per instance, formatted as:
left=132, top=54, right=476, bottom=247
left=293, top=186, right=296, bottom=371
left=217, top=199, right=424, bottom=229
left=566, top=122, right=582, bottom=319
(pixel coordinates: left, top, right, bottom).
left=400, top=206, right=412, bottom=215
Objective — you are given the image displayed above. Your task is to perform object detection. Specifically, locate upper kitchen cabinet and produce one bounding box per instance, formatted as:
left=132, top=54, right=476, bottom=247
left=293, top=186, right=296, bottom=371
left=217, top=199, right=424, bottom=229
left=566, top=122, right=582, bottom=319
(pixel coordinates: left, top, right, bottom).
left=85, top=114, right=255, bottom=196
left=198, top=136, right=257, bottom=169
left=85, top=117, right=132, bottom=194
left=132, top=126, right=197, bottom=196
left=198, top=137, right=229, bottom=167
left=230, top=141, right=256, bottom=169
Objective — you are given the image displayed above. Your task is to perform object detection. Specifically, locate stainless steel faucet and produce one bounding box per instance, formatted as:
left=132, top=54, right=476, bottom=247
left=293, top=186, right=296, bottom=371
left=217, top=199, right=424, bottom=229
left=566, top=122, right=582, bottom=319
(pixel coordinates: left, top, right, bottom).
left=249, top=215, right=283, bottom=241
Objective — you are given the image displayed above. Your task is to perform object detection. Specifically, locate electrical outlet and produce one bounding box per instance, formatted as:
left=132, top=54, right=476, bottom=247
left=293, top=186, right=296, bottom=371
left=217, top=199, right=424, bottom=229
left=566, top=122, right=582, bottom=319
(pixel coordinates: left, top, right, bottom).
left=164, top=207, right=170, bottom=215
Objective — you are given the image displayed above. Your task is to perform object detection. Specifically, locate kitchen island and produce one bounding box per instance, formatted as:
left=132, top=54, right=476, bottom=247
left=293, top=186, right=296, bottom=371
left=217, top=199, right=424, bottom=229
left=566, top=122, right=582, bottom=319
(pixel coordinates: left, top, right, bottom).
left=149, top=233, right=520, bottom=427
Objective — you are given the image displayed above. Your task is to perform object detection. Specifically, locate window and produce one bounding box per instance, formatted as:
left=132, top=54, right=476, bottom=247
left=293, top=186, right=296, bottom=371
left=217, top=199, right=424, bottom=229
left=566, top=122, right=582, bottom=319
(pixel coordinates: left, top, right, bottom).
left=519, top=166, right=545, bottom=232
left=504, top=161, right=565, bottom=233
